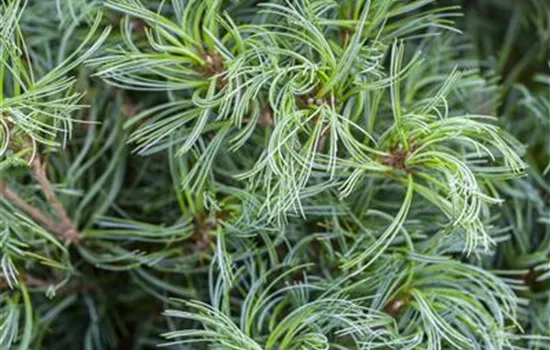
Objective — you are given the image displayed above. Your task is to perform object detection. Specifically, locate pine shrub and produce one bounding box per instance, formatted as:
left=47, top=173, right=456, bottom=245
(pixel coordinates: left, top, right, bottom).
left=0, top=0, right=549, bottom=349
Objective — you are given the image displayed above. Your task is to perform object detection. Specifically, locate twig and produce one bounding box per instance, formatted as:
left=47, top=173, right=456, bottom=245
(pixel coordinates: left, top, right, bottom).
left=0, top=272, right=98, bottom=296
left=0, top=138, right=80, bottom=242
left=0, top=270, right=54, bottom=289
left=0, top=181, right=62, bottom=234
left=0, top=179, right=80, bottom=243
left=0, top=273, right=48, bottom=290
left=30, top=156, right=80, bottom=242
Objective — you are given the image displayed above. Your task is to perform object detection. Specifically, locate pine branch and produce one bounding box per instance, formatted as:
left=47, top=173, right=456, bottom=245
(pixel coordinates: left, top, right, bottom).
left=0, top=182, right=59, bottom=235
left=0, top=272, right=50, bottom=289
left=29, top=155, right=81, bottom=243
left=0, top=180, right=79, bottom=243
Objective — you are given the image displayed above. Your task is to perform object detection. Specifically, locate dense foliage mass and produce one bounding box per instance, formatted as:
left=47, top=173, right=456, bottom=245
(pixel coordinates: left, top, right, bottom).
left=0, top=0, right=549, bottom=349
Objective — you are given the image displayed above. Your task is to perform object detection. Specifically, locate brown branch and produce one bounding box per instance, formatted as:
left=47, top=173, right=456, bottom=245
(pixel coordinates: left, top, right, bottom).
left=0, top=180, right=62, bottom=234
left=0, top=138, right=80, bottom=243
left=0, top=272, right=98, bottom=296
left=30, top=157, right=79, bottom=242
left=0, top=271, right=54, bottom=289
left=1, top=272, right=52, bottom=289
left=0, top=179, right=80, bottom=243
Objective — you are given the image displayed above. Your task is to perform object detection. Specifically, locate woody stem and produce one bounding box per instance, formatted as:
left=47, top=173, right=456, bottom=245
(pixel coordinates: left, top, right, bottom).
left=0, top=156, right=80, bottom=243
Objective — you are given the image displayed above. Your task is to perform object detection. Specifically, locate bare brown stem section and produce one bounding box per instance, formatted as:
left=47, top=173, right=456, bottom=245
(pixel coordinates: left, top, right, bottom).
left=0, top=272, right=54, bottom=289
left=0, top=156, right=80, bottom=243
left=0, top=137, right=80, bottom=242
left=30, top=157, right=80, bottom=242
left=0, top=181, right=61, bottom=234
left=1, top=272, right=99, bottom=296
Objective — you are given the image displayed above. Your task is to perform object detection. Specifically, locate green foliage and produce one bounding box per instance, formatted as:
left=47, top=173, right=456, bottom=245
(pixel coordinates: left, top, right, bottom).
left=0, top=0, right=549, bottom=349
